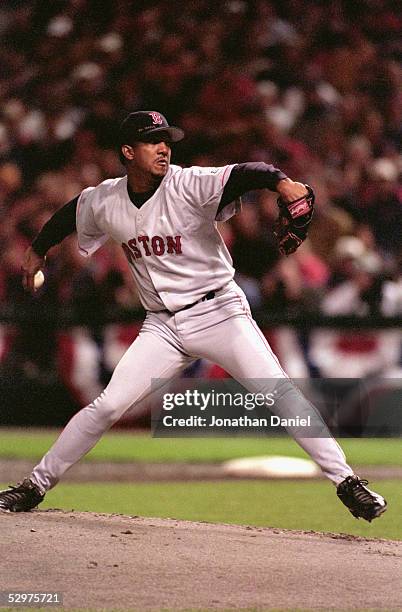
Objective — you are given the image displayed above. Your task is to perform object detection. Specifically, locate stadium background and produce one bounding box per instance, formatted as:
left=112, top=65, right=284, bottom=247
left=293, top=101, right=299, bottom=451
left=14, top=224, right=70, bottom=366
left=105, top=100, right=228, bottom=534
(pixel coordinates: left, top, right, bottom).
left=0, top=0, right=400, bottom=420
left=0, top=0, right=401, bottom=533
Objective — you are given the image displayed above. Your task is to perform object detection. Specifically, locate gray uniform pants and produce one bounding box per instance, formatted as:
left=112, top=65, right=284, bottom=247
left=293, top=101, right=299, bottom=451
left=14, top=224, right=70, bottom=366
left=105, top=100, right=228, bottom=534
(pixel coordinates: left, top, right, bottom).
left=31, top=282, right=353, bottom=492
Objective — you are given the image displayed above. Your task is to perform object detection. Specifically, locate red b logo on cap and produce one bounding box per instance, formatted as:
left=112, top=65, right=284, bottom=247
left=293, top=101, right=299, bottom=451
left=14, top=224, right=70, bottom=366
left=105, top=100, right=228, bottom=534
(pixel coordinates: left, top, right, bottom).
left=149, top=112, right=163, bottom=125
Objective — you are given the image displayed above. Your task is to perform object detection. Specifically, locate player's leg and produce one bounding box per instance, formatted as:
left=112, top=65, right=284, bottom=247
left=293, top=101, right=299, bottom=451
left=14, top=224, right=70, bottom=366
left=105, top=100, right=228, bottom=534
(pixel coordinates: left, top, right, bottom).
left=180, top=287, right=354, bottom=485
left=192, top=293, right=386, bottom=521
left=28, top=325, right=192, bottom=493
left=195, top=313, right=354, bottom=483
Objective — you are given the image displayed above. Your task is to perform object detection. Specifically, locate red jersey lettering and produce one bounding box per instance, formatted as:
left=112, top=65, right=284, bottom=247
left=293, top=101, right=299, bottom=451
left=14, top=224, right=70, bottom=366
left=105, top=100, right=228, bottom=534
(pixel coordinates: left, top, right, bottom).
left=128, top=238, right=142, bottom=259
left=138, top=235, right=151, bottom=256
left=152, top=236, right=165, bottom=256
left=166, top=235, right=182, bottom=254
left=122, top=243, right=135, bottom=265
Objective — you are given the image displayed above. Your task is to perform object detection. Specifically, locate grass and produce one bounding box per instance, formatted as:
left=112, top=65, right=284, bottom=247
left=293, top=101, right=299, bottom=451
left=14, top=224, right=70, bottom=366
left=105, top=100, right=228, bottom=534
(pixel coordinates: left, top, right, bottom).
left=0, top=429, right=399, bottom=541
left=9, top=479, right=397, bottom=541
left=0, top=429, right=401, bottom=465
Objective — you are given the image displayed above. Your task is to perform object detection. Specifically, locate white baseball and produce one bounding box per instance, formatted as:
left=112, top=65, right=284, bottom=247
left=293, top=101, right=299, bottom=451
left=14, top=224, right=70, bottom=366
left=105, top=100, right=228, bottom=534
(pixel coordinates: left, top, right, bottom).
left=34, top=270, right=45, bottom=290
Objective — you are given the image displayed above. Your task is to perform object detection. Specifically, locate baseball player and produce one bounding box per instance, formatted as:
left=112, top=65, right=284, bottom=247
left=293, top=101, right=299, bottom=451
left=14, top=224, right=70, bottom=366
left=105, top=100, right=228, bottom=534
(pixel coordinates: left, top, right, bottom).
left=0, top=111, right=387, bottom=522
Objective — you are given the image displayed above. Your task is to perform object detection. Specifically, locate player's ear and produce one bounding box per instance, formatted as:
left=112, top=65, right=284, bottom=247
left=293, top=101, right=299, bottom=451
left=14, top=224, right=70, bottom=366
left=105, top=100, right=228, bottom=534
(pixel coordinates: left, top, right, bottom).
left=121, top=144, right=135, bottom=162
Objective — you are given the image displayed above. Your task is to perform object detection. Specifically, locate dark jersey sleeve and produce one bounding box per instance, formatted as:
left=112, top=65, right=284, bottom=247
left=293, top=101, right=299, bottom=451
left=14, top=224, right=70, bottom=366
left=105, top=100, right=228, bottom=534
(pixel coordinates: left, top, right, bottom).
left=31, top=196, right=79, bottom=257
left=218, top=162, right=287, bottom=213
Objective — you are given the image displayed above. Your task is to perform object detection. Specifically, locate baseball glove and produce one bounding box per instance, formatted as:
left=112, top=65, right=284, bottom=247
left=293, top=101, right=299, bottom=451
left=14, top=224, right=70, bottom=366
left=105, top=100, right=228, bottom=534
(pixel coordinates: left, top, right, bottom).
left=273, top=185, right=315, bottom=256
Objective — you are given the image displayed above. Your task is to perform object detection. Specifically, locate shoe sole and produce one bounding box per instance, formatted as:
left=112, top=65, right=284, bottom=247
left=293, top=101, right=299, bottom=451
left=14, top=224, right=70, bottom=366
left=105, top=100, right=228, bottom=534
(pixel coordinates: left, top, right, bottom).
left=351, top=502, right=387, bottom=522
left=0, top=506, right=39, bottom=512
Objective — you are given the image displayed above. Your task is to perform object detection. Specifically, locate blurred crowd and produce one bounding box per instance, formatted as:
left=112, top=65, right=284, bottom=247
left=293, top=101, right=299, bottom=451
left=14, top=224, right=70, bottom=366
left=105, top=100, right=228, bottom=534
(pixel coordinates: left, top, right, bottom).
left=0, top=0, right=401, bottom=404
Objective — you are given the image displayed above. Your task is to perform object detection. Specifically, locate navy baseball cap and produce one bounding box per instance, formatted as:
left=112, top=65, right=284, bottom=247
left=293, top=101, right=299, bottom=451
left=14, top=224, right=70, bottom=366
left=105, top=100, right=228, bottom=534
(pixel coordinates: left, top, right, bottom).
left=118, top=110, right=184, bottom=145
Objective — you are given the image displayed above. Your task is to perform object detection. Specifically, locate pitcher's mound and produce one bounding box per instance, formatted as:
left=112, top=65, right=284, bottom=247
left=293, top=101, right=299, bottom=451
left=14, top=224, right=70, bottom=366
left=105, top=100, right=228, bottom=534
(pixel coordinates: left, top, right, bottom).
left=1, top=510, right=400, bottom=610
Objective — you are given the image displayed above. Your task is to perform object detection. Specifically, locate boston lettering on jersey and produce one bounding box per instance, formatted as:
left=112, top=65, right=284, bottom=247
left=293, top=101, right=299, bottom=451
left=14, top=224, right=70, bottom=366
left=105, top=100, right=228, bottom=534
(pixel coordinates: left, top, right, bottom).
left=122, top=235, right=182, bottom=263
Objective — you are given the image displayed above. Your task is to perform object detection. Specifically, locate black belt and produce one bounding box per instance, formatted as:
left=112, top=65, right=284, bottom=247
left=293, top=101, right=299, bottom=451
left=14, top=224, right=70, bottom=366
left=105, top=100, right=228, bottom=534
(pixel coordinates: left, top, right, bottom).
left=179, top=289, right=217, bottom=312
left=157, top=289, right=220, bottom=315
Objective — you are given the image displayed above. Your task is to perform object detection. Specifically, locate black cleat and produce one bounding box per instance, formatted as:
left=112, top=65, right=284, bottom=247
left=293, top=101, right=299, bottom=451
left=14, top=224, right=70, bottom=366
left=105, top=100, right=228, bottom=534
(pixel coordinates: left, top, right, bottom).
left=337, top=475, right=387, bottom=522
left=0, top=478, right=45, bottom=512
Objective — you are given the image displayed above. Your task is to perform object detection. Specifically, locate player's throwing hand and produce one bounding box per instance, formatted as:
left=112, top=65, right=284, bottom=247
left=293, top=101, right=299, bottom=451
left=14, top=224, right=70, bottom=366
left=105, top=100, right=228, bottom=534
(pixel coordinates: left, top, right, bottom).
left=21, top=246, right=46, bottom=293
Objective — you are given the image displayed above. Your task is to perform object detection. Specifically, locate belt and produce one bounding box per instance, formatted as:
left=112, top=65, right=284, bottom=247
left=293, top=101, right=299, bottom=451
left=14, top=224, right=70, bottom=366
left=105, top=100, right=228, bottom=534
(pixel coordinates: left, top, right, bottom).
left=157, top=288, right=220, bottom=315
left=179, top=289, right=217, bottom=312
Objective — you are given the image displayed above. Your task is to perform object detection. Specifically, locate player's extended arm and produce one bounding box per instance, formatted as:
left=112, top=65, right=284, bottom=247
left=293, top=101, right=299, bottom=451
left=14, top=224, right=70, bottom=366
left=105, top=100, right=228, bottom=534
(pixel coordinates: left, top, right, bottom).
left=218, top=162, right=307, bottom=211
left=22, top=196, right=78, bottom=292
left=219, top=163, right=312, bottom=255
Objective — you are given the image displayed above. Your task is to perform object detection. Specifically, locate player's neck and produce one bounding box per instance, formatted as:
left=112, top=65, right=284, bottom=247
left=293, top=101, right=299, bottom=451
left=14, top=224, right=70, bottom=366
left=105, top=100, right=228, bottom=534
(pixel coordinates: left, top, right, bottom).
left=126, top=167, right=163, bottom=193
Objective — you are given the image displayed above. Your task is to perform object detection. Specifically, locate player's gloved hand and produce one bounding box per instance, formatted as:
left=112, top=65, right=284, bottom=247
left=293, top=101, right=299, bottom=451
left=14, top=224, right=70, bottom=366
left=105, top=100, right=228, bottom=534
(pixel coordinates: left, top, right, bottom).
left=21, top=247, right=46, bottom=293
left=273, top=183, right=315, bottom=256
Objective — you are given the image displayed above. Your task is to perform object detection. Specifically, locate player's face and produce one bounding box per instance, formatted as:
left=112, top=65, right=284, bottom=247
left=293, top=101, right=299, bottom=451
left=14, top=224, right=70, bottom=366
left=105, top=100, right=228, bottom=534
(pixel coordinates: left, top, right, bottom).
left=131, top=139, right=172, bottom=178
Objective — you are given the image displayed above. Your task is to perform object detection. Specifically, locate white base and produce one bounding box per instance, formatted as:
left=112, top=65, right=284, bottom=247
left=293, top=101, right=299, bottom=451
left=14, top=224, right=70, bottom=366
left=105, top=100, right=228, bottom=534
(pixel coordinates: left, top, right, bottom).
left=222, top=455, right=320, bottom=478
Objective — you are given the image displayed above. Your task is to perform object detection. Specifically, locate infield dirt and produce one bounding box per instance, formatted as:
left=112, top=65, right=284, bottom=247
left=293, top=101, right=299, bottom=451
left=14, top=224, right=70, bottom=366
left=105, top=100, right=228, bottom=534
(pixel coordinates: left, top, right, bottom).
left=0, top=510, right=401, bottom=610
left=2, top=458, right=402, bottom=482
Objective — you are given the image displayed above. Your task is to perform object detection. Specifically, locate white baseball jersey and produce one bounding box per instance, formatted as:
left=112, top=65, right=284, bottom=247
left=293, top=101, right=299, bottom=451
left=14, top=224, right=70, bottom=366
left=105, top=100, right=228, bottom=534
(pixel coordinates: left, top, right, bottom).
left=76, top=164, right=241, bottom=312
left=32, top=167, right=355, bottom=495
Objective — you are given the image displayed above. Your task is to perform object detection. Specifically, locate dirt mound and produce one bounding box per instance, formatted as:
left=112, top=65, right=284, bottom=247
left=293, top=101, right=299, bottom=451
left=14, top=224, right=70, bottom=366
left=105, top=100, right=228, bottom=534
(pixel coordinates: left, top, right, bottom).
left=1, top=510, right=401, bottom=610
